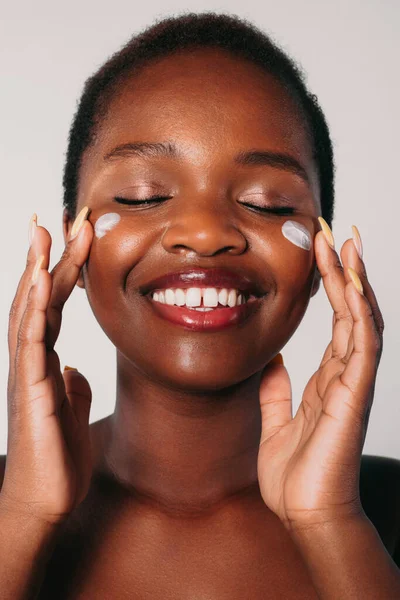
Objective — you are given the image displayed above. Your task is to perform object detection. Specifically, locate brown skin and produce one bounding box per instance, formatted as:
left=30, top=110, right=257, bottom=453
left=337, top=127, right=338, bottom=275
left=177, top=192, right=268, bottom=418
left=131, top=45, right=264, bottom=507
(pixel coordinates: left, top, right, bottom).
left=1, top=47, right=398, bottom=599
left=64, top=48, right=321, bottom=513
left=4, top=47, right=332, bottom=597
left=41, top=48, right=327, bottom=596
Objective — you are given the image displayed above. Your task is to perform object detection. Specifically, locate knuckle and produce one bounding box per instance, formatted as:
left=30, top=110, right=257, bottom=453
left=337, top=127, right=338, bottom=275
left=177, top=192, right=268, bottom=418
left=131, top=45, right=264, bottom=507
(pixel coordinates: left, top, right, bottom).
left=7, top=371, right=16, bottom=402
left=8, top=298, right=19, bottom=324
left=8, top=388, right=23, bottom=418
left=368, top=330, right=382, bottom=357
left=334, top=259, right=344, bottom=275
left=16, top=307, right=40, bottom=346
left=8, top=300, right=22, bottom=350
left=376, top=315, right=385, bottom=336
left=366, top=306, right=384, bottom=349
left=335, top=310, right=353, bottom=325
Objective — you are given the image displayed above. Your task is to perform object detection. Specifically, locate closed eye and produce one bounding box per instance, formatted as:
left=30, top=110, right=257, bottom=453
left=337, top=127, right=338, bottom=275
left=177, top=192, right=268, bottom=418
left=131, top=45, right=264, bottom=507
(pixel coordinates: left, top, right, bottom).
left=113, top=197, right=296, bottom=215
left=240, top=202, right=296, bottom=215
left=114, top=196, right=171, bottom=205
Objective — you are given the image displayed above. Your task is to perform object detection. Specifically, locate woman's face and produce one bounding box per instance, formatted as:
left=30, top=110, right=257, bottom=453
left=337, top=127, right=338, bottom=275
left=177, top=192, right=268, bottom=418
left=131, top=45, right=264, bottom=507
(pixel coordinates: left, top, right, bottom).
left=66, top=48, right=322, bottom=391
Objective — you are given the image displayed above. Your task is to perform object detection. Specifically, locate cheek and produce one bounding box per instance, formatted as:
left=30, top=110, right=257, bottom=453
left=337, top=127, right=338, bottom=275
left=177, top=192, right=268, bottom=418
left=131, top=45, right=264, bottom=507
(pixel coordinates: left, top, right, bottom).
left=86, top=212, right=146, bottom=298
left=94, top=212, right=121, bottom=238
left=86, top=212, right=125, bottom=298
left=274, top=219, right=315, bottom=300
left=281, top=220, right=312, bottom=251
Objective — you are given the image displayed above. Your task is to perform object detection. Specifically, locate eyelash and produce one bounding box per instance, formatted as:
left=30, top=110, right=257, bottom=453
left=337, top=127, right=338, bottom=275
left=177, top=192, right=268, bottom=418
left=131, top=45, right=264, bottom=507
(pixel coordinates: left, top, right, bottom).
left=113, top=196, right=296, bottom=215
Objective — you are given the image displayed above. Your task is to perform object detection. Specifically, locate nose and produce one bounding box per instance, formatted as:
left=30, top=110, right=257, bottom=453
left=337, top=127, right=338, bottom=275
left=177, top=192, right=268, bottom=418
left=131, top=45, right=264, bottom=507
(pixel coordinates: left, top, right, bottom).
left=160, top=200, right=248, bottom=257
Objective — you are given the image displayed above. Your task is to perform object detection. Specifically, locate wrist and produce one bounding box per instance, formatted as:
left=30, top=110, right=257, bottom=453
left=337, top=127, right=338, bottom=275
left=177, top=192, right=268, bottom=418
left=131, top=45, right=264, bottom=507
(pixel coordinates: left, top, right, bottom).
left=283, top=511, right=400, bottom=598
left=285, top=511, right=373, bottom=564
left=0, top=493, right=66, bottom=536
left=283, top=506, right=368, bottom=538
left=0, top=495, right=64, bottom=600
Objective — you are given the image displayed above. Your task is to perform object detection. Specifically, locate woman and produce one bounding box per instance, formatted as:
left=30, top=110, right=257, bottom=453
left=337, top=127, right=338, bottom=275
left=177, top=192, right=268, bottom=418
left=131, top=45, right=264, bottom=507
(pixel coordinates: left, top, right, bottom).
left=1, top=12, right=400, bottom=599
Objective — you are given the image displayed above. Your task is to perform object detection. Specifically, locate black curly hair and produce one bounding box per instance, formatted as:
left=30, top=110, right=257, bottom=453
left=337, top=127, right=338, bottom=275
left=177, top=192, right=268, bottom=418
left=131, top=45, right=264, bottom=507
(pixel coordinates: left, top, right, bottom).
left=62, top=11, right=335, bottom=226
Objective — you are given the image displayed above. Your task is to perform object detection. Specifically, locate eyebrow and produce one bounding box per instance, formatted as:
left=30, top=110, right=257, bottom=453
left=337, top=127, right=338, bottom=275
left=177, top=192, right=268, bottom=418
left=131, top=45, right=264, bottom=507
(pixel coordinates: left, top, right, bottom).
left=103, top=141, right=310, bottom=186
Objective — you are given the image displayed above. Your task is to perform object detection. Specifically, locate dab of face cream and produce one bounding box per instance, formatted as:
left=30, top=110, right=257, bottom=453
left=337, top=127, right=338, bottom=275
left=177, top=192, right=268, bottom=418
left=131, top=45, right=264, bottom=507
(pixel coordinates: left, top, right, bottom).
left=281, top=220, right=312, bottom=251
left=94, top=213, right=121, bottom=239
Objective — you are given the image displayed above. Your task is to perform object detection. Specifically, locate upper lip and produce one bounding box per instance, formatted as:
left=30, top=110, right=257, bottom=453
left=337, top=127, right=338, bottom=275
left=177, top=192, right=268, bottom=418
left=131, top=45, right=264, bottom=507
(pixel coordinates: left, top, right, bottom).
left=139, top=267, right=267, bottom=297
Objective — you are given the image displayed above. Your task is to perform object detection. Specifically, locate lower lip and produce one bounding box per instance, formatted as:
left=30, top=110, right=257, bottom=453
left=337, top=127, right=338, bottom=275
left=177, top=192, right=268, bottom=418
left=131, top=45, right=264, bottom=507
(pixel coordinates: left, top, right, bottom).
left=145, top=295, right=264, bottom=332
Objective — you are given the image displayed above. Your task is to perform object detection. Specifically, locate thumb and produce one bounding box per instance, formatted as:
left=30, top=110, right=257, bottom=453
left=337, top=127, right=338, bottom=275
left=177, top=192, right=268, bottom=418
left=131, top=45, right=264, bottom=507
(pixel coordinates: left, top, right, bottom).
left=62, top=366, right=93, bottom=504
left=259, top=354, right=293, bottom=445
left=63, top=366, right=92, bottom=427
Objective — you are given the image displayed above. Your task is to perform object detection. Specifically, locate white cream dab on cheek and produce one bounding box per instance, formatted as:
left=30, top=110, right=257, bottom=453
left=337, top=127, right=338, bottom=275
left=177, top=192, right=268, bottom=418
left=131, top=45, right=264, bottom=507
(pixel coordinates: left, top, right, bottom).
left=281, top=220, right=312, bottom=251
left=94, top=213, right=121, bottom=239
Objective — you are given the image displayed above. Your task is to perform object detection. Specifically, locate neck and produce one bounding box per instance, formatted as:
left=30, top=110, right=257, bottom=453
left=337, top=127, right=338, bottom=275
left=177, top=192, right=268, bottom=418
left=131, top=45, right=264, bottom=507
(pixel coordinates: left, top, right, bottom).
left=102, top=351, right=264, bottom=516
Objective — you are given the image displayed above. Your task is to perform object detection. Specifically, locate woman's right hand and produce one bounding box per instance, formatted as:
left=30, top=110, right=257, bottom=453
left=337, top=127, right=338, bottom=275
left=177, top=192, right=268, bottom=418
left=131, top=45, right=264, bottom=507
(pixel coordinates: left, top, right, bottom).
left=1, top=207, right=94, bottom=527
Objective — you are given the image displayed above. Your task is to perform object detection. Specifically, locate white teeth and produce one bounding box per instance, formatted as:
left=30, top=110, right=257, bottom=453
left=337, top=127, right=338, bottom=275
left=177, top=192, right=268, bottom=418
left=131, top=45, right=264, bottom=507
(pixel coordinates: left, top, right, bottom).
left=227, top=289, right=237, bottom=307
left=151, top=287, right=248, bottom=308
left=218, top=288, right=228, bottom=306
left=174, top=288, right=186, bottom=306
left=203, top=288, right=219, bottom=307
left=165, top=289, right=175, bottom=306
left=185, top=287, right=202, bottom=307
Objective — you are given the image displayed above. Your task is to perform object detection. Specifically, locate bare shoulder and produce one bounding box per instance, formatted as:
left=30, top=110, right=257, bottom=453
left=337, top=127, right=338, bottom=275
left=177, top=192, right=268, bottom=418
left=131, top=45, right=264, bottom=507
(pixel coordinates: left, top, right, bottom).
left=360, top=453, right=400, bottom=559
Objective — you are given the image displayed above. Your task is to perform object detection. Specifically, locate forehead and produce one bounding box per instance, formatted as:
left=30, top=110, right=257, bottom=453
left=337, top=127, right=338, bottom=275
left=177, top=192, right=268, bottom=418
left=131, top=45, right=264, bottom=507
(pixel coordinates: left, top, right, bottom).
left=84, top=48, right=318, bottom=193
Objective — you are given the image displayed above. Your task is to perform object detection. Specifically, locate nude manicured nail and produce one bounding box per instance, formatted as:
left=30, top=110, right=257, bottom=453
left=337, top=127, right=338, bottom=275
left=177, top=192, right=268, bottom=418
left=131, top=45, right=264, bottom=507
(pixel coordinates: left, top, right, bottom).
left=28, top=213, right=37, bottom=247
left=317, top=217, right=335, bottom=250
left=64, top=365, right=78, bottom=371
left=347, top=267, right=364, bottom=295
left=351, top=225, right=363, bottom=259
left=272, top=353, right=284, bottom=366
left=31, top=254, right=45, bottom=285
left=70, top=206, right=89, bottom=241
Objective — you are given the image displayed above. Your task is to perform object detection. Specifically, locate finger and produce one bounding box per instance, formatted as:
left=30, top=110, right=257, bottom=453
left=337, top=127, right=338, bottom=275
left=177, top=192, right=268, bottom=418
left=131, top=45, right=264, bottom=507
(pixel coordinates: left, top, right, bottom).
left=12, top=256, right=55, bottom=412
left=61, top=369, right=93, bottom=505
left=8, top=218, right=52, bottom=366
left=339, top=272, right=381, bottom=422
left=315, top=224, right=353, bottom=361
left=45, top=208, right=93, bottom=350
left=340, top=230, right=384, bottom=343
left=259, top=357, right=292, bottom=445
left=319, top=340, right=333, bottom=367
left=319, top=314, right=337, bottom=367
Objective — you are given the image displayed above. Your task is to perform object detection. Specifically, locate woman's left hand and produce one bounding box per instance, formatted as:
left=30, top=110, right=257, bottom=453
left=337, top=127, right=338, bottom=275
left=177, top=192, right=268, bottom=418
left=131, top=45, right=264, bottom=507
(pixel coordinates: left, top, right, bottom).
left=257, top=218, right=384, bottom=533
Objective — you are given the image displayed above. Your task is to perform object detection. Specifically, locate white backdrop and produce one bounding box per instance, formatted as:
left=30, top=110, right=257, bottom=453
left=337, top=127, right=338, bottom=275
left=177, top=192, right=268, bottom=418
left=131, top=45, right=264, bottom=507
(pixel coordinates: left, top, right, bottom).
left=1, top=0, right=399, bottom=459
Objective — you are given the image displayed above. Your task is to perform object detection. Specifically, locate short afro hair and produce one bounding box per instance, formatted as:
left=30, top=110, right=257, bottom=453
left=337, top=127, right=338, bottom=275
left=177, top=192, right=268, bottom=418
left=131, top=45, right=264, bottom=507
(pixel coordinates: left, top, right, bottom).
left=63, top=11, right=335, bottom=226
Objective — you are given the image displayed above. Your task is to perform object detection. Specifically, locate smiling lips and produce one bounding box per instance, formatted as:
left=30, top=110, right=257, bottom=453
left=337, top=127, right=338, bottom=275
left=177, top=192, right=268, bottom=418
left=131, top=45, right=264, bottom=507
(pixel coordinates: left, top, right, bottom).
left=138, top=267, right=267, bottom=331
left=146, top=292, right=264, bottom=332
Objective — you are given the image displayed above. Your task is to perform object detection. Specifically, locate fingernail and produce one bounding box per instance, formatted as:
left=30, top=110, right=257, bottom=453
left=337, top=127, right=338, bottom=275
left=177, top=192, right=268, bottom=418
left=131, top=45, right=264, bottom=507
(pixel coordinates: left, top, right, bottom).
left=28, top=213, right=37, bottom=247
left=317, top=217, right=335, bottom=250
left=351, top=225, right=363, bottom=259
left=347, top=267, right=364, bottom=295
left=31, top=254, right=45, bottom=285
left=70, top=206, right=89, bottom=241
left=271, top=353, right=284, bottom=366
left=64, top=365, right=78, bottom=371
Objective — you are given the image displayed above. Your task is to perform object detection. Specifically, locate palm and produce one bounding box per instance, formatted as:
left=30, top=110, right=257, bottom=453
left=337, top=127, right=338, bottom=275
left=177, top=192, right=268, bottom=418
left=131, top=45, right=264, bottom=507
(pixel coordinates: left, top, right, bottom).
left=257, top=228, right=383, bottom=531
left=29, top=350, right=92, bottom=515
